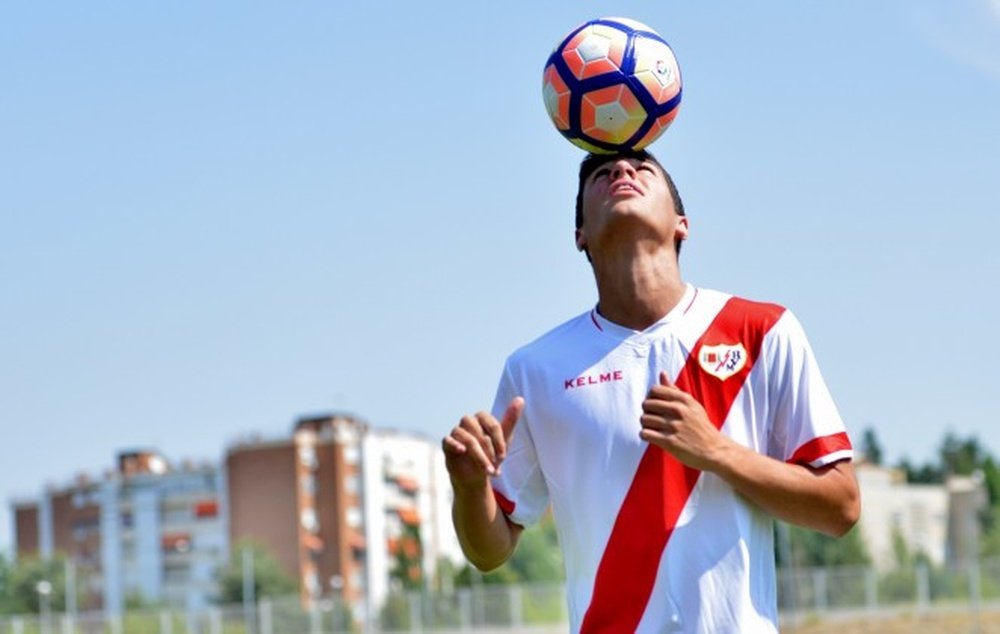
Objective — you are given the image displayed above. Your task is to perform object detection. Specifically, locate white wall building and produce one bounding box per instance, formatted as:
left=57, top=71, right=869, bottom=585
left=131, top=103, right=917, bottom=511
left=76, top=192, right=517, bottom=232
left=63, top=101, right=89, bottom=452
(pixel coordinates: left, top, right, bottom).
left=361, top=429, right=464, bottom=614
left=856, top=463, right=987, bottom=571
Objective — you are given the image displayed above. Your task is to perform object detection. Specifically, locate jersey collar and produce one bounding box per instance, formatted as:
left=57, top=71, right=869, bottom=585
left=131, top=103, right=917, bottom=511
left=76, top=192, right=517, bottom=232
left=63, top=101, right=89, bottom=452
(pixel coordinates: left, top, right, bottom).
left=590, top=283, right=698, bottom=339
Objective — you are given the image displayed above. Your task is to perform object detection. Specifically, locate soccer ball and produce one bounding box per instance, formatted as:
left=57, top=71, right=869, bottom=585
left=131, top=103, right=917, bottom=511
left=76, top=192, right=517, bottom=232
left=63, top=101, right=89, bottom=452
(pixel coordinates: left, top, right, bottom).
left=542, top=17, right=682, bottom=154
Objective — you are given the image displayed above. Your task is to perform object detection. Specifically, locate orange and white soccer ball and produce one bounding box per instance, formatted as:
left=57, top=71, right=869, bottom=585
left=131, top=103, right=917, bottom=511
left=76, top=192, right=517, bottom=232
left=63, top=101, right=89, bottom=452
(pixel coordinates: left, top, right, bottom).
left=543, top=17, right=682, bottom=154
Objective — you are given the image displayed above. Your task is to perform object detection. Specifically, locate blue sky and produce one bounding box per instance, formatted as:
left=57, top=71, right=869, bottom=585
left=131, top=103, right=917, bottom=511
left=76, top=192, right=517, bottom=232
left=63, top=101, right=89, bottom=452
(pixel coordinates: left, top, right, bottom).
left=2, top=2, right=998, bottom=552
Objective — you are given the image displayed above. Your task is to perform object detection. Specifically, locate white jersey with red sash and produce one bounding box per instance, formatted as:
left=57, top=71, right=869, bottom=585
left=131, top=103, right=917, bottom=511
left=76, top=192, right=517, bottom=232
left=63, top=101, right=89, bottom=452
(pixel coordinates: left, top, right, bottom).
left=490, top=284, right=852, bottom=634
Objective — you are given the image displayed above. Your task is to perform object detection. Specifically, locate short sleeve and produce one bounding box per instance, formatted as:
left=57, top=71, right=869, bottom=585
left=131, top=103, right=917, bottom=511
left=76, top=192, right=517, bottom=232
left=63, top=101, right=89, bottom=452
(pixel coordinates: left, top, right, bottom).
left=765, top=311, right=854, bottom=467
left=489, top=361, right=550, bottom=528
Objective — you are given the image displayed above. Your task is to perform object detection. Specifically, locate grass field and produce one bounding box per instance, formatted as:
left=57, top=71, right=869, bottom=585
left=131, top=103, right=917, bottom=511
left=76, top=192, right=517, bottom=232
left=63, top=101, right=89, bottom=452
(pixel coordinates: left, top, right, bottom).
left=787, top=607, right=1000, bottom=633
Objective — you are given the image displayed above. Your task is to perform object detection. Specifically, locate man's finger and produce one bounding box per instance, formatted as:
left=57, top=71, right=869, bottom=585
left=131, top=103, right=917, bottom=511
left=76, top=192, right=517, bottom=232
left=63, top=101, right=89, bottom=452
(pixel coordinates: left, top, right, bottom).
left=659, top=370, right=674, bottom=387
left=500, top=396, right=525, bottom=442
left=451, top=427, right=496, bottom=475
left=442, top=435, right=467, bottom=455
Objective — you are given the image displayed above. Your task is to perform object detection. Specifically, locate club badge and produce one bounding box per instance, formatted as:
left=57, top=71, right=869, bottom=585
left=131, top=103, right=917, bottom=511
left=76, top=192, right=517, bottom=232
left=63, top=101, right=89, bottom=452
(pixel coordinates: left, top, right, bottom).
left=698, top=343, right=748, bottom=380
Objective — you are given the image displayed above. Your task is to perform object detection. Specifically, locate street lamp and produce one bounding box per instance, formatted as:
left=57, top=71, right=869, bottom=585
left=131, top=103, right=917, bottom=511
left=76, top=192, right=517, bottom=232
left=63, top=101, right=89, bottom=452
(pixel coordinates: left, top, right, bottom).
left=36, top=579, right=52, bottom=634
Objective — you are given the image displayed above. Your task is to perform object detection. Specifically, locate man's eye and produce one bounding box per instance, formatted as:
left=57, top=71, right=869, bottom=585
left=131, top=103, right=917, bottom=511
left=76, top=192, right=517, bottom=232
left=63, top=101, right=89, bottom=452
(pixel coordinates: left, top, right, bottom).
left=638, top=164, right=654, bottom=173
left=592, top=168, right=611, bottom=180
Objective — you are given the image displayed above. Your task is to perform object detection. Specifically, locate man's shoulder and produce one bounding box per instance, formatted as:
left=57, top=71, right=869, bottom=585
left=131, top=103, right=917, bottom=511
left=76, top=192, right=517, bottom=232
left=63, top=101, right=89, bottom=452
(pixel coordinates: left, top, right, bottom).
left=694, top=286, right=789, bottom=322
left=505, top=310, right=596, bottom=367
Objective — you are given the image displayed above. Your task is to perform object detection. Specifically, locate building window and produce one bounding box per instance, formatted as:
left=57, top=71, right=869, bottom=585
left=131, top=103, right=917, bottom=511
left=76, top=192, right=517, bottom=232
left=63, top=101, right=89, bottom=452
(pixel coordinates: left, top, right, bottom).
left=343, top=446, right=360, bottom=465
left=162, top=533, right=192, bottom=554
left=298, top=446, right=318, bottom=470
left=301, top=474, right=316, bottom=497
left=344, top=475, right=359, bottom=495
left=345, top=506, right=362, bottom=528
left=301, top=508, right=319, bottom=533
left=194, top=500, right=218, bottom=518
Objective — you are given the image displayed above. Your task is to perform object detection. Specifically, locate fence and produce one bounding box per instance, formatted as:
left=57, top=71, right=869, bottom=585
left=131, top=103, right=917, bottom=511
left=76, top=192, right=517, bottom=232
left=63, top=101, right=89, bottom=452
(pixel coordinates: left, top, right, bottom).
left=3, top=562, right=1000, bottom=633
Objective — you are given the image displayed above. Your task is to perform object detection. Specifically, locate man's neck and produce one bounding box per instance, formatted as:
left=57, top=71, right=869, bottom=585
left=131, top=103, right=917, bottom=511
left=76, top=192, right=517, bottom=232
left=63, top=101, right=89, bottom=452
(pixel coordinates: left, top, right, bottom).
left=591, top=245, right=686, bottom=331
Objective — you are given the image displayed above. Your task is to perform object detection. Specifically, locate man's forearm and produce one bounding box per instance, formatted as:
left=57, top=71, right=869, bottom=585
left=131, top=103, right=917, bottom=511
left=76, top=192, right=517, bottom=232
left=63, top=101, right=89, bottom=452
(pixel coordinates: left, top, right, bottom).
left=452, top=481, right=521, bottom=571
left=709, top=444, right=860, bottom=537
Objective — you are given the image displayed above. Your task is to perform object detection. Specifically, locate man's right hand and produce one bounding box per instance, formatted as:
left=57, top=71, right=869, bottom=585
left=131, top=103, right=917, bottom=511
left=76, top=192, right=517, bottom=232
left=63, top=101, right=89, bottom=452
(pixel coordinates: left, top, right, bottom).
left=442, top=397, right=525, bottom=489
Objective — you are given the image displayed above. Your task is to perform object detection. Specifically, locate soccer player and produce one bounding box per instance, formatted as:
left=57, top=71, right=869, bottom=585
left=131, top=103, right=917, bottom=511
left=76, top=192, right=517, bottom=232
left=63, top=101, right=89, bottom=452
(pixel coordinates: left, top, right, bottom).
left=442, top=150, right=860, bottom=633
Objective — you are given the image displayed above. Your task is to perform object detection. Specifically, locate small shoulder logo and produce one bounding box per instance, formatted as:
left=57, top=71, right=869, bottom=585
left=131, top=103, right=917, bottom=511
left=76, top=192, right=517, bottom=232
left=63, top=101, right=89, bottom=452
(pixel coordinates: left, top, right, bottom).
left=698, top=343, right=748, bottom=380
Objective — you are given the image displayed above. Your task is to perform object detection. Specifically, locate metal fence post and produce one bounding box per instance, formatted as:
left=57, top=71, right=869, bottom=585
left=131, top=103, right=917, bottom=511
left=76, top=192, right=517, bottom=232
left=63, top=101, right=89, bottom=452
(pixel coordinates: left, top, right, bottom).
left=209, top=607, right=222, bottom=634
left=160, top=610, right=172, bottom=634
left=916, top=563, right=929, bottom=612
left=865, top=567, right=878, bottom=612
left=309, top=602, right=322, bottom=634
left=407, top=592, right=422, bottom=633
left=969, top=561, right=982, bottom=633
left=509, top=585, right=523, bottom=628
left=457, top=588, right=471, bottom=632
left=242, top=548, right=257, bottom=634
left=812, top=568, right=828, bottom=612
left=12, top=617, right=24, bottom=634
left=259, top=599, right=273, bottom=634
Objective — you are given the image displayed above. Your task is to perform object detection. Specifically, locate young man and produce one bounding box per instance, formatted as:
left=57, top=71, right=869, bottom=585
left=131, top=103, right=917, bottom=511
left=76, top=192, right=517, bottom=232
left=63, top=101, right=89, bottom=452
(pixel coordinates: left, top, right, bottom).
left=442, top=150, right=860, bottom=633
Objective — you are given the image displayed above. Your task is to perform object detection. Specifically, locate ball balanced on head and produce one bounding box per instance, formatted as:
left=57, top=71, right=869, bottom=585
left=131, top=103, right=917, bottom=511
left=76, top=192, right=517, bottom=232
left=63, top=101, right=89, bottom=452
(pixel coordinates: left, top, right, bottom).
left=543, top=17, right=682, bottom=154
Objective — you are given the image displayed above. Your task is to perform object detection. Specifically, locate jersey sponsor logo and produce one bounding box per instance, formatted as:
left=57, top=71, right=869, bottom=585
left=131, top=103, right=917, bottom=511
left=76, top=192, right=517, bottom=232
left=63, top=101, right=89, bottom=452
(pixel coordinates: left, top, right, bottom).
left=564, top=370, right=624, bottom=390
left=698, top=343, right=748, bottom=380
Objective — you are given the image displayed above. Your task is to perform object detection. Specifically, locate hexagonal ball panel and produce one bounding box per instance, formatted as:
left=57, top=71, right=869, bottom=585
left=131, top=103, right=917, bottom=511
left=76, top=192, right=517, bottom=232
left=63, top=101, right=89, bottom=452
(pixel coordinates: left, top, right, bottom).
left=633, top=108, right=680, bottom=150
left=580, top=84, right=648, bottom=145
left=561, top=24, right=628, bottom=81
left=542, top=65, right=572, bottom=130
left=632, top=38, right=682, bottom=106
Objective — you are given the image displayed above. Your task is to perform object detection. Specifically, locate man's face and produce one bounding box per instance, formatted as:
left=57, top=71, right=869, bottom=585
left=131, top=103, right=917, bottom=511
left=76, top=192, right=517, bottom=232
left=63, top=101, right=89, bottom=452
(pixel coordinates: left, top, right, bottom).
left=575, top=156, right=688, bottom=256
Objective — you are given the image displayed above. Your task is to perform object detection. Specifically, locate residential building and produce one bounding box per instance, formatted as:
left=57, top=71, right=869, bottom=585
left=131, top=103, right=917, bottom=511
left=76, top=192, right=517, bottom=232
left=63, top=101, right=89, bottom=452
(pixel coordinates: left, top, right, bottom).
left=11, top=450, right=227, bottom=612
left=856, top=462, right=987, bottom=571
left=226, top=414, right=463, bottom=618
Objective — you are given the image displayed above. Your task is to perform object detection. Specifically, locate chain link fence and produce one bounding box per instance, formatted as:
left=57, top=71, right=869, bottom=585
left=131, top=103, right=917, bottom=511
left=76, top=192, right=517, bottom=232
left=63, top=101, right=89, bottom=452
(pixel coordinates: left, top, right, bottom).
left=3, top=561, right=1000, bottom=633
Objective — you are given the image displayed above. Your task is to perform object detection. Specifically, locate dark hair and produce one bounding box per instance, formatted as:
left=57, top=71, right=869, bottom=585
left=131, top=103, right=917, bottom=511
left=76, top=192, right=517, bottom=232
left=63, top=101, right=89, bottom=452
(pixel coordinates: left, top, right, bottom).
left=574, top=149, right=686, bottom=261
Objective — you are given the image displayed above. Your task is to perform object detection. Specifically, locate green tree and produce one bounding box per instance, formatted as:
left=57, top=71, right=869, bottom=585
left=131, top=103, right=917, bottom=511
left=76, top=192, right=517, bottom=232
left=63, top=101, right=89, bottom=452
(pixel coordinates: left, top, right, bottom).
left=454, top=514, right=564, bottom=586
left=217, top=541, right=296, bottom=603
left=860, top=427, right=884, bottom=465
left=0, top=553, right=12, bottom=614
left=776, top=523, right=870, bottom=568
left=939, top=431, right=987, bottom=476
left=390, top=523, right=424, bottom=591
left=5, top=555, right=67, bottom=614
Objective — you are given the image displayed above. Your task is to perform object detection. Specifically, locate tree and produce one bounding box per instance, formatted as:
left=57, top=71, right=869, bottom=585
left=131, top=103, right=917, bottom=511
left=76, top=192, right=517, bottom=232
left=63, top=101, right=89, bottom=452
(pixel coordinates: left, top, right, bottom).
left=859, top=427, right=884, bottom=465
left=0, top=553, right=12, bottom=614
left=216, top=541, right=296, bottom=604
left=390, top=523, right=424, bottom=591
left=939, top=431, right=987, bottom=477
left=5, top=555, right=67, bottom=614
left=776, top=523, right=870, bottom=568
left=454, top=513, right=564, bottom=587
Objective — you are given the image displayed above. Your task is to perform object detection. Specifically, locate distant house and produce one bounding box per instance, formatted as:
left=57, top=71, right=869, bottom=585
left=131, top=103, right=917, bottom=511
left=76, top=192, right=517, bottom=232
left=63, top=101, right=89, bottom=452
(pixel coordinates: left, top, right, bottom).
left=856, top=462, right=987, bottom=571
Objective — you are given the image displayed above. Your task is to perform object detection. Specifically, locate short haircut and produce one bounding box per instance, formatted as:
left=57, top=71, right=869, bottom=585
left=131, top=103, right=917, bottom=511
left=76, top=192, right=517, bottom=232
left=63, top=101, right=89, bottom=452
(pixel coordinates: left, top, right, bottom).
left=574, top=149, right=686, bottom=258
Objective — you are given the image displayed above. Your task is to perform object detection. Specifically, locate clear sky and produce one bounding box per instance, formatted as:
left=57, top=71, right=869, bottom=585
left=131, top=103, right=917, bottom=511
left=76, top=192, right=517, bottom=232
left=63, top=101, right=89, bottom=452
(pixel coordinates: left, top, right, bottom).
left=2, top=2, right=998, bottom=552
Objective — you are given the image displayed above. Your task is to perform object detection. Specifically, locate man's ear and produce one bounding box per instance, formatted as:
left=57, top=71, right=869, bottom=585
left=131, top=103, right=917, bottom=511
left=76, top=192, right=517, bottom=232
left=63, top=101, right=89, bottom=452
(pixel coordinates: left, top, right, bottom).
left=675, top=217, right=689, bottom=242
left=575, top=228, right=587, bottom=252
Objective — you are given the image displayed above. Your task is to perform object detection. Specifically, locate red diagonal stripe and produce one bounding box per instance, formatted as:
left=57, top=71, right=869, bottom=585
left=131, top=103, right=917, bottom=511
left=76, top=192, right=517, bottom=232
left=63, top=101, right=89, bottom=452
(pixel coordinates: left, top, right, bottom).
left=580, top=298, right=784, bottom=633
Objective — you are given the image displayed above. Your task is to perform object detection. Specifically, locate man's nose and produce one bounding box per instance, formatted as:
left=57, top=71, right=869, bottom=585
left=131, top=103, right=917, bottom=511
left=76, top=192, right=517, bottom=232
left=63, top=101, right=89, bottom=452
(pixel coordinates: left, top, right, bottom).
left=611, top=160, right=636, bottom=179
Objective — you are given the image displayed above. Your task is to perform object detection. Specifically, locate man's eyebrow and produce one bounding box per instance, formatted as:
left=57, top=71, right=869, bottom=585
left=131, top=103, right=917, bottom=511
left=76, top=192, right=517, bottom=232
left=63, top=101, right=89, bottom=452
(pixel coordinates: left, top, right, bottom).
left=587, top=163, right=614, bottom=182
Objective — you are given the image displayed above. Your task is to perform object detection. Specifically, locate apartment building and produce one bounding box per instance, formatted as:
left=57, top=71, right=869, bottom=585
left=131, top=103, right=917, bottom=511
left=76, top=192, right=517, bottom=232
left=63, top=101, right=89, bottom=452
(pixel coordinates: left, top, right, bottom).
left=226, top=414, right=462, bottom=617
left=12, top=450, right=227, bottom=612
left=11, top=415, right=464, bottom=618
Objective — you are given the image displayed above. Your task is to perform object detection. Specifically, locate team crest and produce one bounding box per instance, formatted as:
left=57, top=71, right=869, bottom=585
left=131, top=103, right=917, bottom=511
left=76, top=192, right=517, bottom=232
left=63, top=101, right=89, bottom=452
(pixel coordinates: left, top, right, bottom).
left=698, top=343, right=748, bottom=380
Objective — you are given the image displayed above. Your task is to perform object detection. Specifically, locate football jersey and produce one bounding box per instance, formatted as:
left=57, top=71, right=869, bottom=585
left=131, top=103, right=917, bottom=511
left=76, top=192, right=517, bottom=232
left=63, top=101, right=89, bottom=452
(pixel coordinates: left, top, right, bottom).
left=490, top=284, right=853, bottom=634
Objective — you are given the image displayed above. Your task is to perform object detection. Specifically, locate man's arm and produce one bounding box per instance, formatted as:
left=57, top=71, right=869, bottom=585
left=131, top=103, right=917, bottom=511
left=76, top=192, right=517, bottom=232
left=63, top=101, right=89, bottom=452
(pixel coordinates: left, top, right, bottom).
left=640, top=372, right=860, bottom=537
left=443, top=398, right=526, bottom=570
